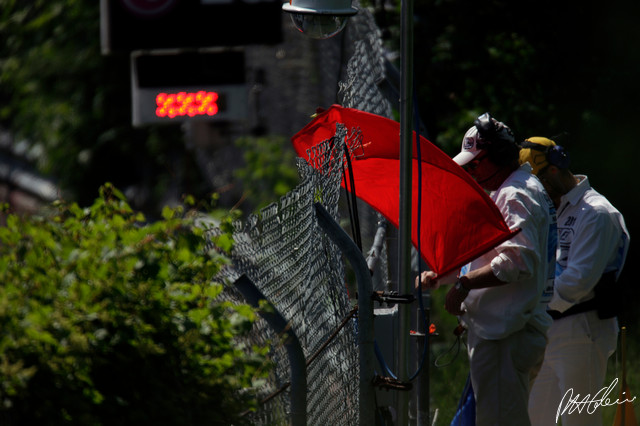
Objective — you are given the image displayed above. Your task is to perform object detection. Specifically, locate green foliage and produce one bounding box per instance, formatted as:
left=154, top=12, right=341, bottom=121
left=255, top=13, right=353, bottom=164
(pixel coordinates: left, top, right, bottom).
left=0, top=183, right=268, bottom=425
left=0, top=2, right=207, bottom=213
left=234, top=135, right=299, bottom=212
left=0, top=1, right=102, bottom=176
left=427, top=289, right=470, bottom=424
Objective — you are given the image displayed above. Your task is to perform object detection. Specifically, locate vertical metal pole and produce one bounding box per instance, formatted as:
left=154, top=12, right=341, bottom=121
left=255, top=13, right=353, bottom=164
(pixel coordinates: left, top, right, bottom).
left=417, top=291, right=430, bottom=425
left=313, top=203, right=376, bottom=426
left=397, top=0, right=414, bottom=422
left=234, top=275, right=307, bottom=426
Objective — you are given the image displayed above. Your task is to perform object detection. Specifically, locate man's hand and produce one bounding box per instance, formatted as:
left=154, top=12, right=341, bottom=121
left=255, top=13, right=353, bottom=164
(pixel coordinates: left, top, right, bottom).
left=415, top=269, right=459, bottom=290
left=416, top=271, right=440, bottom=290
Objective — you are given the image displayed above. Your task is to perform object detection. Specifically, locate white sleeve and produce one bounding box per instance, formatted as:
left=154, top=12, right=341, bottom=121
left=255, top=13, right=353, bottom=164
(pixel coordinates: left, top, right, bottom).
left=548, top=207, right=623, bottom=312
left=489, top=187, right=543, bottom=283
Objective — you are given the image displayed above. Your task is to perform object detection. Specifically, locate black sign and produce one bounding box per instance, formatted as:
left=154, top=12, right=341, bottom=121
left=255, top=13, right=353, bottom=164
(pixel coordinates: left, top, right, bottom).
left=101, top=0, right=283, bottom=53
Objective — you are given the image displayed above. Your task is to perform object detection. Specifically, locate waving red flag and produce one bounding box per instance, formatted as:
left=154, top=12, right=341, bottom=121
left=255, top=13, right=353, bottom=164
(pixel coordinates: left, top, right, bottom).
left=291, top=105, right=518, bottom=276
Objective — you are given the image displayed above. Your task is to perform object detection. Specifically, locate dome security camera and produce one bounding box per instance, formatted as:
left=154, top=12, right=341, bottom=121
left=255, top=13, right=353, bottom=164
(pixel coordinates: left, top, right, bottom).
left=282, top=0, right=357, bottom=39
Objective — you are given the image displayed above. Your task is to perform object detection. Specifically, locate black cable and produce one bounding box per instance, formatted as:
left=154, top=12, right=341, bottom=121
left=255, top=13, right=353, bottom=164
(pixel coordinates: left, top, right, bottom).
left=409, top=88, right=429, bottom=381
left=343, top=143, right=362, bottom=251
left=342, top=163, right=358, bottom=248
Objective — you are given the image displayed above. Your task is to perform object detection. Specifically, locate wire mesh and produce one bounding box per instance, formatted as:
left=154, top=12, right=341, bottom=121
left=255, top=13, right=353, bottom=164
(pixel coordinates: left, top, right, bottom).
left=214, top=128, right=359, bottom=425
left=211, top=5, right=395, bottom=424
left=339, top=7, right=392, bottom=118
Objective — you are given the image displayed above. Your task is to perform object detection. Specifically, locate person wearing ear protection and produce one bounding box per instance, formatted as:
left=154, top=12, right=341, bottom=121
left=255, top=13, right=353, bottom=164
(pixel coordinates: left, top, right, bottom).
left=417, top=113, right=557, bottom=425
left=521, top=137, right=630, bottom=426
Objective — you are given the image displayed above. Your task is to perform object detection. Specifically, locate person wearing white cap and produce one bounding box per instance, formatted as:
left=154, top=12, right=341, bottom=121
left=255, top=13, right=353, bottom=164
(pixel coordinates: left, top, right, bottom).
left=417, top=113, right=557, bottom=426
left=521, top=137, right=630, bottom=426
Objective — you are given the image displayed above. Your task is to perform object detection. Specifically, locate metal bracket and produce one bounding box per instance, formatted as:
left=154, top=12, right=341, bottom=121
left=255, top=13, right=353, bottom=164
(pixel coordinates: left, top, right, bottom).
left=372, top=291, right=415, bottom=306
left=373, top=375, right=413, bottom=392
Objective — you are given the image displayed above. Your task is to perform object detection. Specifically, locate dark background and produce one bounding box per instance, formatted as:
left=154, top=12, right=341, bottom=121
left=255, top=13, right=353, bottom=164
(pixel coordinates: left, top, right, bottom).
left=1, top=0, right=638, bottom=323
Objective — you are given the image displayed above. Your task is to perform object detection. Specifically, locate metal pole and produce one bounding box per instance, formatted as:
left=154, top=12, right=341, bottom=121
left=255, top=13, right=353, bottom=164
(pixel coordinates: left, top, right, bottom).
left=314, top=203, right=376, bottom=426
left=397, top=0, right=414, bottom=421
left=416, top=291, right=430, bottom=425
left=233, top=274, right=307, bottom=426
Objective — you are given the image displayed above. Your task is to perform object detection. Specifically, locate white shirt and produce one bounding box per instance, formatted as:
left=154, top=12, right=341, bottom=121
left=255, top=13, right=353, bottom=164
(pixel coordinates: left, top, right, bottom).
left=462, top=163, right=555, bottom=339
left=548, top=175, right=629, bottom=312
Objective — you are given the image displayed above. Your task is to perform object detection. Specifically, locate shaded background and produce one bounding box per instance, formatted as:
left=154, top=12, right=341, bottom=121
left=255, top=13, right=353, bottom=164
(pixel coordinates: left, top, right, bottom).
left=409, top=0, right=640, bottom=325
left=1, top=0, right=638, bottom=319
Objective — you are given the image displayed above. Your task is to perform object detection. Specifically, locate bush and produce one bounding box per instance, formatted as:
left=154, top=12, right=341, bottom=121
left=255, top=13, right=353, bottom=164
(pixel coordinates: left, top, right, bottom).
left=0, top=184, right=268, bottom=425
left=234, top=135, right=299, bottom=212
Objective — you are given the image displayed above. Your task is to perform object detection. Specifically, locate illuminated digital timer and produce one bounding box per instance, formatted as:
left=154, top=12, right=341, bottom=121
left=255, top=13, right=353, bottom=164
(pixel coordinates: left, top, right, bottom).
left=155, top=91, right=220, bottom=118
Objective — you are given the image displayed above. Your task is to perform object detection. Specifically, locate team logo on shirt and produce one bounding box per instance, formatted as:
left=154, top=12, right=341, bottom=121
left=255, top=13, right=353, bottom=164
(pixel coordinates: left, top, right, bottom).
left=559, top=228, right=573, bottom=243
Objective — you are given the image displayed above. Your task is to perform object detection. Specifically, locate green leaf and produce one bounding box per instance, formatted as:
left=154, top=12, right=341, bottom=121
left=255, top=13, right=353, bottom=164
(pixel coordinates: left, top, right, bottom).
left=0, top=184, right=268, bottom=423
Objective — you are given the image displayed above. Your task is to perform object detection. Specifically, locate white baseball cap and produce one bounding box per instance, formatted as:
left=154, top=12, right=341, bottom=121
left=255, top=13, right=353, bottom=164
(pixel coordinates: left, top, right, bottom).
left=452, top=126, right=483, bottom=166
left=452, top=114, right=515, bottom=166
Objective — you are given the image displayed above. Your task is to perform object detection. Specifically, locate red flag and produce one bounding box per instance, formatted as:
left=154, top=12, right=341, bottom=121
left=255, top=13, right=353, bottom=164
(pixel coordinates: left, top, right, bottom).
left=291, top=105, right=518, bottom=276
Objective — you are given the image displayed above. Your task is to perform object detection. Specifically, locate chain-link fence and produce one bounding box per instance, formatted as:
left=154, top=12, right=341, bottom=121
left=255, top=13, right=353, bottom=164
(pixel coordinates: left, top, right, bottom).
left=215, top=127, right=360, bottom=425
left=212, top=5, right=398, bottom=424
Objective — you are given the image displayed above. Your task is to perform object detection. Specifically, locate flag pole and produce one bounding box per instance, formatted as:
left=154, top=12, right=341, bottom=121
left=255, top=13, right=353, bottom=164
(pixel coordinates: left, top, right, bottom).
left=397, top=0, right=414, bottom=421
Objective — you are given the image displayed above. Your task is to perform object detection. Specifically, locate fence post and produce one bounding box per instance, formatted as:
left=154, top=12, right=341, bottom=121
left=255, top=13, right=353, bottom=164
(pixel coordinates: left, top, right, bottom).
left=234, top=274, right=307, bottom=426
left=314, top=203, right=376, bottom=426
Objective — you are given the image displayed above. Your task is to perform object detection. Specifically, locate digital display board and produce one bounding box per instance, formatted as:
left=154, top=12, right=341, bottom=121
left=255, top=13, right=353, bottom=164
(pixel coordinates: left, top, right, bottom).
left=155, top=91, right=220, bottom=119
left=130, top=51, right=247, bottom=126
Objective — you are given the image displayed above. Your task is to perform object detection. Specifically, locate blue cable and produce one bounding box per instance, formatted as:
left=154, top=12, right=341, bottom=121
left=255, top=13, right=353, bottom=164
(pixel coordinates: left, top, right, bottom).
left=409, top=88, right=429, bottom=381
left=372, top=91, right=430, bottom=382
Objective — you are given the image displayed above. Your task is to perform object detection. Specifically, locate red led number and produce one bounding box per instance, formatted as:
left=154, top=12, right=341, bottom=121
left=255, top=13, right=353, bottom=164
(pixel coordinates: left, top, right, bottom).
left=155, top=91, right=219, bottom=119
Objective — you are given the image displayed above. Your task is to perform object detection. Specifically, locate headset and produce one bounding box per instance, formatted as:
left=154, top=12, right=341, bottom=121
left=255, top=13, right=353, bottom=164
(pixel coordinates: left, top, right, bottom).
left=473, top=112, right=519, bottom=166
left=474, top=113, right=514, bottom=147
left=520, top=140, right=571, bottom=170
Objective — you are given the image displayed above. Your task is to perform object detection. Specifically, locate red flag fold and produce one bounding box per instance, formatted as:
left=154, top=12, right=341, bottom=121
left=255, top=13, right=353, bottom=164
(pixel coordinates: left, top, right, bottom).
left=291, top=105, right=518, bottom=276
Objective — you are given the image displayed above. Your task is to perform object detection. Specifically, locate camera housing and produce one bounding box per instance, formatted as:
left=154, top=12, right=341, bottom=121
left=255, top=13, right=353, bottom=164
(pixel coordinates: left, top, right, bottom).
left=282, top=0, right=357, bottom=39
